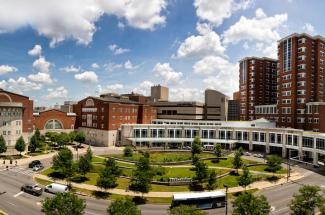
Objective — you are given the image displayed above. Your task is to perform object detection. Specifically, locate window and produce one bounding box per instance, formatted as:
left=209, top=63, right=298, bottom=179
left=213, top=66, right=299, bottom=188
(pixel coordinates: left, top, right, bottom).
left=302, top=137, right=313, bottom=148
left=44, top=120, right=63, bottom=130
left=241, top=60, right=246, bottom=84
left=283, top=38, right=292, bottom=72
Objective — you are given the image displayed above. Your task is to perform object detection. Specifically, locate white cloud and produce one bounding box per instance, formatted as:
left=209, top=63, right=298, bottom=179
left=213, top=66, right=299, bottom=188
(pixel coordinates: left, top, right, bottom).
left=303, top=23, right=315, bottom=33
left=153, top=63, right=183, bottom=85
left=176, top=23, right=225, bottom=58
left=109, top=44, right=130, bottom=55
left=193, top=56, right=237, bottom=76
left=223, top=8, right=288, bottom=45
left=0, top=0, right=167, bottom=47
left=0, top=77, right=42, bottom=94
left=132, top=80, right=154, bottom=95
left=97, top=84, right=124, bottom=94
left=91, top=63, right=100, bottom=69
left=28, top=44, right=42, bottom=57
left=32, top=57, right=51, bottom=73
left=60, top=65, right=80, bottom=73
left=46, top=86, right=68, bottom=99
left=74, top=71, right=98, bottom=83
left=194, top=0, right=254, bottom=26
left=28, top=72, right=53, bottom=84
left=0, top=65, right=18, bottom=75
left=124, top=60, right=139, bottom=70
left=104, top=60, right=140, bottom=72
left=193, top=56, right=239, bottom=96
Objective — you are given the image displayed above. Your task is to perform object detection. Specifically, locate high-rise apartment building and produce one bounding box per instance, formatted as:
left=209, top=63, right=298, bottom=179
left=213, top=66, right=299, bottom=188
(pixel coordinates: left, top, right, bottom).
left=277, top=33, right=325, bottom=131
left=239, top=57, right=278, bottom=120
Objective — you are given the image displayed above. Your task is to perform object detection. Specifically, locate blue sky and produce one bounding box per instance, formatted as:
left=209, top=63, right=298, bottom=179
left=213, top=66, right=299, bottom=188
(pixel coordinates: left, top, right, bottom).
left=0, top=0, right=324, bottom=106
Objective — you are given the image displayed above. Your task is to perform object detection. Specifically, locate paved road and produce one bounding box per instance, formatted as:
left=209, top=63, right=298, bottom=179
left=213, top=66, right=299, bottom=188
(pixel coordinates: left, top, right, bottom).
left=0, top=152, right=324, bottom=215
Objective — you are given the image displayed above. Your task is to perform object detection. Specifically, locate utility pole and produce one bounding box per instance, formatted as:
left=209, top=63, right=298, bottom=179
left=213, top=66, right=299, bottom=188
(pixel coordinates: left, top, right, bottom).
left=224, top=184, right=229, bottom=215
left=287, top=149, right=291, bottom=182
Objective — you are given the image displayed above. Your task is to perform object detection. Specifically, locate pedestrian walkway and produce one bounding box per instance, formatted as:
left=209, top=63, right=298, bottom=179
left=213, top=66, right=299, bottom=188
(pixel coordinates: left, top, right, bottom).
left=34, top=169, right=304, bottom=198
left=0, top=166, right=35, bottom=176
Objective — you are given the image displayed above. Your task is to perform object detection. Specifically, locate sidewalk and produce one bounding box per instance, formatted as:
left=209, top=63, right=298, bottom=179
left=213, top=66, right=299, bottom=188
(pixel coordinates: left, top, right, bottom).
left=35, top=169, right=304, bottom=198
left=4, top=146, right=88, bottom=166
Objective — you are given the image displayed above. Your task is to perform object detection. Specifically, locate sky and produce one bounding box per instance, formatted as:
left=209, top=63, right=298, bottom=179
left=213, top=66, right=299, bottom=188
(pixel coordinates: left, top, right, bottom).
left=0, top=0, right=324, bottom=106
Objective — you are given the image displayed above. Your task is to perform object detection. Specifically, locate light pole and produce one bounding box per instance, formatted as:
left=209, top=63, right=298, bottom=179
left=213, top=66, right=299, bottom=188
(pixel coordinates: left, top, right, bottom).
left=287, top=149, right=291, bottom=182
left=224, top=184, right=229, bottom=215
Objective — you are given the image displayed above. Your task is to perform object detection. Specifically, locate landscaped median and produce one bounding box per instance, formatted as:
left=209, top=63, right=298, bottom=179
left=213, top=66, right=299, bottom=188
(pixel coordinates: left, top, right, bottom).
left=33, top=149, right=302, bottom=204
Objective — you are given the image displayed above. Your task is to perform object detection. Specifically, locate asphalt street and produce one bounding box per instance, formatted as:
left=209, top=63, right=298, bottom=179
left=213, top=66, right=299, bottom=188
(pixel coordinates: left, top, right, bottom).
left=0, top=150, right=324, bottom=215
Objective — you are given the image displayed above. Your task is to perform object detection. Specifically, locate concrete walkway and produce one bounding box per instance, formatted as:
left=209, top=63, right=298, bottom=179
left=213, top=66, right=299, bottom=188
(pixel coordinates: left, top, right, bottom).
left=34, top=170, right=304, bottom=198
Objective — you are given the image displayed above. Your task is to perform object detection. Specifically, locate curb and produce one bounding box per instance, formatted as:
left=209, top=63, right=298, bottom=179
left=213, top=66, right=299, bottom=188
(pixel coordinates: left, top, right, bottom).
left=0, top=210, right=8, bottom=215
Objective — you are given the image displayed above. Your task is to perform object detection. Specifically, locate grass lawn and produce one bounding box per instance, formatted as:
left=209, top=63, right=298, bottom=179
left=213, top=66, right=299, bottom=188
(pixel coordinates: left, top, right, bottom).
left=248, top=165, right=287, bottom=174
left=205, top=157, right=259, bottom=168
left=107, top=152, right=213, bottom=163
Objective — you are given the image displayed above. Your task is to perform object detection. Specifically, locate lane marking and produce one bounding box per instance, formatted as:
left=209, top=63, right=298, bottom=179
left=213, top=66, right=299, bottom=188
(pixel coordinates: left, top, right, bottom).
left=6, top=201, right=16, bottom=207
left=13, top=191, right=24, bottom=198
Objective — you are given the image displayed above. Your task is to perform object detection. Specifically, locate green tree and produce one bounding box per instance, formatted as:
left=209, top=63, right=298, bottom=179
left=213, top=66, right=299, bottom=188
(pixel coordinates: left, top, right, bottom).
left=75, top=131, right=86, bottom=144
left=207, top=170, right=217, bottom=190
left=233, top=192, right=271, bottom=215
left=193, top=160, right=209, bottom=185
left=214, top=144, right=222, bottom=158
left=169, top=205, right=207, bottom=215
left=15, top=136, right=26, bottom=155
left=35, top=128, right=41, bottom=141
left=84, top=147, right=93, bottom=161
left=97, top=158, right=122, bottom=190
left=232, top=149, right=243, bottom=174
left=289, top=185, right=325, bottom=215
left=57, top=133, right=70, bottom=147
left=265, top=155, right=282, bottom=174
left=238, top=166, right=253, bottom=190
left=78, top=155, right=92, bottom=176
left=42, top=192, right=86, bottom=215
left=130, top=156, right=153, bottom=195
left=52, top=147, right=74, bottom=178
left=28, top=135, right=38, bottom=153
left=107, top=197, right=141, bottom=215
left=191, top=136, right=202, bottom=157
left=320, top=205, right=325, bottom=215
left=123, top=146, right=134, bottom=157
left=0, top=135, right=7, bottom=154
left=69, top=131, right=77, bottom=144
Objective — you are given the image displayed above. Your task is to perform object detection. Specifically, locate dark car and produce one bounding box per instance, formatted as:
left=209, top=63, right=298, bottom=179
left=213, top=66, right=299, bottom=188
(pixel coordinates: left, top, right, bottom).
left=28, top=160, right=42, bottom=168
left=21, top=184, right=43, bottom=196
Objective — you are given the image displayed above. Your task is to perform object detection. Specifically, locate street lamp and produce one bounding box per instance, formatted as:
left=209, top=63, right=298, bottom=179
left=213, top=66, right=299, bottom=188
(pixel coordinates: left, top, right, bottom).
left=224, top=184, right=229, bottom=215
left=287, top=149, right=291, bottom=182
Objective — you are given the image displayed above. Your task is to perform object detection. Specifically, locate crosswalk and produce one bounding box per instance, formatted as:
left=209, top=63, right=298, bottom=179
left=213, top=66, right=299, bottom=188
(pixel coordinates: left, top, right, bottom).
left=0, top=166, right=35, bottom=176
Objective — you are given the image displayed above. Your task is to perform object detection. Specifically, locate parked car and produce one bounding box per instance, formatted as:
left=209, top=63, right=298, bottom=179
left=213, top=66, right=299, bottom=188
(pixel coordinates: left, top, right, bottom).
left=44, top=183, right=69, bottom=194
left=244, top=152, right=251, bottom=156
left=257, top=154, right=264, bottom=158
left=21, top=184, right=43, bottom=196
left=28, top=160, right=42, bottom=168
left=32, top=164, right=44, bottom=172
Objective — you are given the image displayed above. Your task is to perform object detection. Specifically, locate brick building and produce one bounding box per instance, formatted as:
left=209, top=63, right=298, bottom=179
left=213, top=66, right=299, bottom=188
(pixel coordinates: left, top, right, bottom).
left=277, top=33, right=325, bottom=131
left=239, top=33, right=325, bottom=132
left=239, top=57, right=278, bottom=121
left=33, top=109, right=76, bottom=133
left=73, top=94, right=157, bottom=146
left=0, top=89, right=33, bottom=146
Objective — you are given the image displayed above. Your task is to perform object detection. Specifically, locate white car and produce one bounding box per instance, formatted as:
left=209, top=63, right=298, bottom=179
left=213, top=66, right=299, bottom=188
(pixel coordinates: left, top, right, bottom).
left=32, top=165, right=44, bottom=172
left=44, top=183, right=69, bottom=194
left=244, top=152, right=251, bottom=156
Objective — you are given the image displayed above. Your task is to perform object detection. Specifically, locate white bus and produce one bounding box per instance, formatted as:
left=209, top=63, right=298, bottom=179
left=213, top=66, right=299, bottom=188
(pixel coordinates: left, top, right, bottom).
left=171, top=191, right=226, bottom=209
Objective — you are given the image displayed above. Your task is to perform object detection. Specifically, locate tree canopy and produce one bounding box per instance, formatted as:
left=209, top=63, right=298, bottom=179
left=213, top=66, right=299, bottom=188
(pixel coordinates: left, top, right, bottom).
left=265, top=155, right=282, bottom=173
left=233, top=192, right=271, bottom=215
left=107, top=198, right=141, bottom=215
left=130, top=156, right=153, bottom=194
left=289, top=185, right=325, bottom=215
left=191, top=136, right=202, bottom=157
left=0, top=135, right=7, bottom=154
left=15, top=136, right=26, bottom=154
left=52, top=147, right=74, bottom=178
left=238, top=166, right=253, bottom=189
left=97, top=158, right=122, bottom=190
left=169, top=205, right=207, bottom=215
left=42, top=192, right=86, bottom=215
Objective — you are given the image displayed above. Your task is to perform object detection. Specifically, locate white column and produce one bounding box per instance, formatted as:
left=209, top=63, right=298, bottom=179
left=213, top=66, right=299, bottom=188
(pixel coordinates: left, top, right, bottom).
left=282, top=133, right=287, bottom=158
left=249, top=130, right=253, bottom=151
left=313, top=137, right=318, bottom=165
left=265, top=131, right=270, bottom=154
